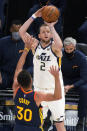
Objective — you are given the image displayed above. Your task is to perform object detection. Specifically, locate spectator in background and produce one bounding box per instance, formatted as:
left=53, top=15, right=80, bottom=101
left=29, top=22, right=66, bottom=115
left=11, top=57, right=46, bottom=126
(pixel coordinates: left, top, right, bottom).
left=27, top=0, right=66, bottom=39
left=0, top=20, right=33, bottom=90
left=0, top=0, right=8, bottom=37
left=61, top=37, right=87, bottom=131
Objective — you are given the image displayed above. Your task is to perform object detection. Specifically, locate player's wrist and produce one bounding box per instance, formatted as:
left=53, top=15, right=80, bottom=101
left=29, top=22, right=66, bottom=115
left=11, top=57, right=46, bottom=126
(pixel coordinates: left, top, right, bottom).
left=31, top=14, right=37, bottom=20
left=49, top=26, right=54, bottom=32
left=24, top=47, right=29, bottom=52
left=50, top=26, right=54, bottom=30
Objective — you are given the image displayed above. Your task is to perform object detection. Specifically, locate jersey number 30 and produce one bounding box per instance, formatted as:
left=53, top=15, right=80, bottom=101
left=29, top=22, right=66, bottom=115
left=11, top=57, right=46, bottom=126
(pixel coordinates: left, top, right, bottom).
left=17, top=106, right=32, bottom=121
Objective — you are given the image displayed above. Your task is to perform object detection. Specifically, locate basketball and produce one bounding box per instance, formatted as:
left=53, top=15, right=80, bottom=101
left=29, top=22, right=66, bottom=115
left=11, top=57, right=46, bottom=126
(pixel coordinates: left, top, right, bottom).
left=42, top=5, right=60, bottom=23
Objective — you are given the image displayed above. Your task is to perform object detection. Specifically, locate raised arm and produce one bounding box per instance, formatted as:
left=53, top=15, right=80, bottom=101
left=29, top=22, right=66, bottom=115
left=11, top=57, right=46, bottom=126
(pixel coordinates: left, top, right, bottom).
left=45, top=21, right=63, bottom=49
left=12, top=37, right=34, bottom=95
left=35, top=66, right=62, bottom=106
left=19, top=7, right=44, bottom=48
left=12, top=49, right=29, bottom=97
left=49, top=66, right=62, bottom=99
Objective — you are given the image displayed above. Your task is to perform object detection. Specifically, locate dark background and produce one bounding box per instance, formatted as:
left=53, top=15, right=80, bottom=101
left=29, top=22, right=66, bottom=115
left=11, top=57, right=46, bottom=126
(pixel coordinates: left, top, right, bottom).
left=63, top=0, right=87, bottom=40
left=4, top=0, right=87, bottom=40
left=5, top=0, right=35, bottom=34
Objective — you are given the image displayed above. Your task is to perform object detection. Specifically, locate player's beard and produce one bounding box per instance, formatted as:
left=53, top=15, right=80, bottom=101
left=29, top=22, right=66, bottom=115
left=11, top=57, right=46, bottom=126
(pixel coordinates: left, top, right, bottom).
left=41, top=39, right=50, bottom=44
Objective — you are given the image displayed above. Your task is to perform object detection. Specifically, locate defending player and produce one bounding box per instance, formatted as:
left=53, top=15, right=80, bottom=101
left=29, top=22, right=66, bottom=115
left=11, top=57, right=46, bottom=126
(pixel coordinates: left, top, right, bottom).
left=13, top=38, right=62, bottom=131
left=19, top=7, right=66, bottom=131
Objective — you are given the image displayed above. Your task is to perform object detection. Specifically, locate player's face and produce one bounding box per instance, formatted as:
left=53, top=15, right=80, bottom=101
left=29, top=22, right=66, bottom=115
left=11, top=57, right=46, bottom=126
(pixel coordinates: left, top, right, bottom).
left=39, top=26, right=52, bottom=43
left=64, top=44, right=75, bottom=53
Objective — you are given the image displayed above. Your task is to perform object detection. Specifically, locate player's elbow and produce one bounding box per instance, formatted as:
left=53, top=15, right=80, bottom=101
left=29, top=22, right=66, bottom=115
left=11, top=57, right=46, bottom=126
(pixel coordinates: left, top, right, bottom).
left=58, top=43, right=63, bottom=50
left=54, top=94, right=62, bottom=100
left=57, top=95, right=62, bottom=100
left=19, top=28, right=22, bottom=36
left=19, top=27, right=24, bottom=38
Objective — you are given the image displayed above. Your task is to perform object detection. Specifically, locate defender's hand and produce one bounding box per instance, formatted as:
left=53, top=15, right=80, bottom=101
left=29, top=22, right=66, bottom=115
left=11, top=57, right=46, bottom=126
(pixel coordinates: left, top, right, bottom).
left=49, top=66, right=59, bottom=78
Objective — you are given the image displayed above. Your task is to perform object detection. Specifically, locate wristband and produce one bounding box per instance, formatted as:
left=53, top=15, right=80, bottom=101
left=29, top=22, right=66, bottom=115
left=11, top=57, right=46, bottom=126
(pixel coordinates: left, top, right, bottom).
left=24, top=47, right=29, bottom=52
left=31, top=14, right=37, bottom=20
left=59, top=57, right=61, bottom=68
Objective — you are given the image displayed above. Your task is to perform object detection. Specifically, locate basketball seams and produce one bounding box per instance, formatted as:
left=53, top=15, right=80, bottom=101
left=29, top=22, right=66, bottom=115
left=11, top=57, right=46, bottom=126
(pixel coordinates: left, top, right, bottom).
left=42, top=5, right=59, bottom=23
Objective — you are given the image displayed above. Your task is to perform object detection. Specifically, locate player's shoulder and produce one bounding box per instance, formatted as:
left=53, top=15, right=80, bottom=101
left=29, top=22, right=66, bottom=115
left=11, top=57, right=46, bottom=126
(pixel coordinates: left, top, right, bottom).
left=52, top=41, right=62, bottom=57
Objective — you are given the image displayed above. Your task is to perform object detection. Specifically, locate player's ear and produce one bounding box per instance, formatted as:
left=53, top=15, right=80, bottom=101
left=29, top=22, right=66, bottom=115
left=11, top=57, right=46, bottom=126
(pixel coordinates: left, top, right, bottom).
left=38, top=34, right=40, bottom=39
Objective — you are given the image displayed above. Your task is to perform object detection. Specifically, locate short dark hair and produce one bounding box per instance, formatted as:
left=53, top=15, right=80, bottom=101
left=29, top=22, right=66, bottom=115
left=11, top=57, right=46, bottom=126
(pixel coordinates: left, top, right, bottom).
left=39, top=23, right=49, bottom=33
left=17, top=70, right=31, bottom=88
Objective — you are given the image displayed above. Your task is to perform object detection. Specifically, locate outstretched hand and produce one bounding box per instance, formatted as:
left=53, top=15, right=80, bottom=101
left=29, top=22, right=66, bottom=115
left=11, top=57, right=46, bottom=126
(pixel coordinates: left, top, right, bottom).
left=24, top=35, right=38, bottom=50
left=49, top=66, right=59, bottom=78
left=34, top=6, right=46, bottom=18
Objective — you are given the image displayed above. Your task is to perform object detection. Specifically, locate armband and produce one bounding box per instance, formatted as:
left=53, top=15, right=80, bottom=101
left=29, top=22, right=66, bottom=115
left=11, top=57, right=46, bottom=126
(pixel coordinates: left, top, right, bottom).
left=24, top=47, right=29, bottom=52
left=31, top=14, right=37, bottom=20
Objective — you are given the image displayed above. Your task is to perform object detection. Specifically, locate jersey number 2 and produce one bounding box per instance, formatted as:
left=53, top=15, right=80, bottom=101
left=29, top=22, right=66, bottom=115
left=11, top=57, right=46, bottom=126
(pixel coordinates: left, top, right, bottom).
left=40, top=62, right=45, bottom=71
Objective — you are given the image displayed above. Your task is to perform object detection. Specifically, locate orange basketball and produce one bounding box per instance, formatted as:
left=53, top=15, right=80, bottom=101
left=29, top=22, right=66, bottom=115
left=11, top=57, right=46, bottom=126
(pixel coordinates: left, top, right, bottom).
left=42, top=5, right=60, bottom=23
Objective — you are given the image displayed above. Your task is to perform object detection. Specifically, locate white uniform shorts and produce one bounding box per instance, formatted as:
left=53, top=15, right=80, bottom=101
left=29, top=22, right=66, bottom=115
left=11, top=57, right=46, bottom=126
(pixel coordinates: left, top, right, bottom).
left=34, top=71, right=65, bottom=122
left=41, top=98, right=65, bottom=122
left=34, top=87, right=65, bottom=122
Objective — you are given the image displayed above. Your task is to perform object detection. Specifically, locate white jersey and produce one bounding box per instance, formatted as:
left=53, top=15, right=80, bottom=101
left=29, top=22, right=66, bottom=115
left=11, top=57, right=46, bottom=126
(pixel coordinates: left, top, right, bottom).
left=33, top=42, right=65, bottom=121
left=33, top=42, right=64, bottom=95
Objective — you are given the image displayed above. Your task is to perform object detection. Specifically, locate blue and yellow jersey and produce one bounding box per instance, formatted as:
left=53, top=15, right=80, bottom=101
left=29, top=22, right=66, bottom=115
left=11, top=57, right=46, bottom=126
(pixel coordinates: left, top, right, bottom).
left=14, top=87, right=43, bottom=130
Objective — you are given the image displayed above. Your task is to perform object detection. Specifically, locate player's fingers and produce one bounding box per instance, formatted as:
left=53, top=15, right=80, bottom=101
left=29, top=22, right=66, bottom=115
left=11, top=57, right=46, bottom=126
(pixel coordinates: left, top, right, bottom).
left=53, top=20, right=58, bottom=24
left=49, top=66, right=53, bottom=73
left=40, top=6, right=47, bottom=12
left=44, top=21, right=49, bottom=25
left=51, top=65, right=54, bottom=72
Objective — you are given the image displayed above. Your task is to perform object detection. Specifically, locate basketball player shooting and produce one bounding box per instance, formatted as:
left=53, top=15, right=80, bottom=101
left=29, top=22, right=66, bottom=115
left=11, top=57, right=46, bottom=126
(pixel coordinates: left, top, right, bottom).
left=19, top=6, right=66, bottom=131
